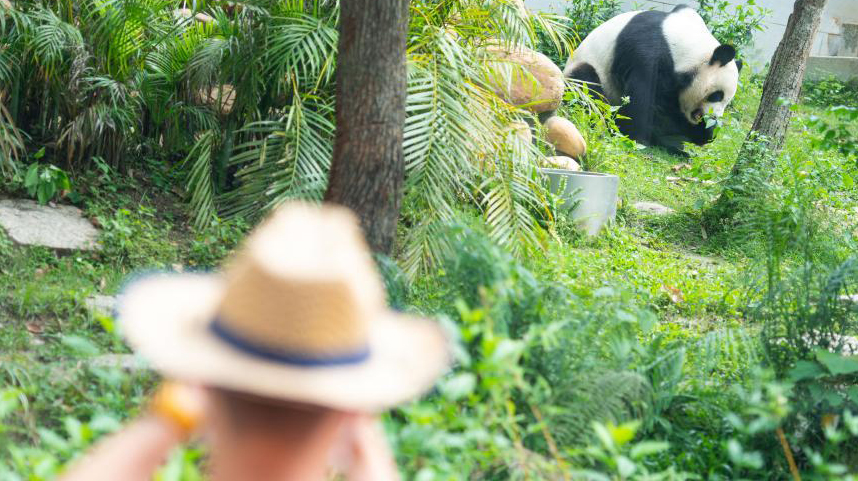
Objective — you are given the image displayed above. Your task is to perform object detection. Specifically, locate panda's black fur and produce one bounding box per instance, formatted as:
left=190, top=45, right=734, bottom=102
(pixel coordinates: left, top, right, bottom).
left=565, top=5, right=741, bottom=155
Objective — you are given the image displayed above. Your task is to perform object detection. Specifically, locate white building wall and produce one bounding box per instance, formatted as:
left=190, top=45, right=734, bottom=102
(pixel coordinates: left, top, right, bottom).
left=524, top=0, right=858, bottom=70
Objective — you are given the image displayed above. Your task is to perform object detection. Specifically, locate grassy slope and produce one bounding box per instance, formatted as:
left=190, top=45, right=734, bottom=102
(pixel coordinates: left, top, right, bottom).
left=0, top=71, right=855, bottom=473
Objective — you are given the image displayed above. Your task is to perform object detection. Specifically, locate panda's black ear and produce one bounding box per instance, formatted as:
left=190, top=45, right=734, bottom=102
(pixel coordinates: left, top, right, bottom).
left=710, top=45, right=737, bottom=67
left=735, top=58, right=744, bottom=72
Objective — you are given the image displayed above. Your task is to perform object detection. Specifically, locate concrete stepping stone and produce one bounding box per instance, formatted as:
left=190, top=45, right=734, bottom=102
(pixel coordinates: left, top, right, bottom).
left=840, top=294, right=858, bottom=306
left=88, top=353, right=148, bottom=372
left=85, top=294, right=119, bottom=317
left=0, top=199, right=99, bottom=251
left=684, top=253, right=722, bottom=266
left=633, top=201, right=675, bottom=216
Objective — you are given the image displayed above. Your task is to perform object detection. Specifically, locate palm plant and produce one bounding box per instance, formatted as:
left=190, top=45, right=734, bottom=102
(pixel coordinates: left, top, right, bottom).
left=1, top=0, right=593, bottom=275
left=0, top=0, right=198, bottom=167
left=182, top=0, right=577, bottom=274
left=179, top=0, right=338, bottom=227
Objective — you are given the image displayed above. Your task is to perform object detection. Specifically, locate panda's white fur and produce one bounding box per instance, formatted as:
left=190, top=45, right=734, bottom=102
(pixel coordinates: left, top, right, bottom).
left=563, top=11, right=638, bottom=104
left=564, top=6, right=740, bottom=151
left=663, top=8, right=739, bottom=124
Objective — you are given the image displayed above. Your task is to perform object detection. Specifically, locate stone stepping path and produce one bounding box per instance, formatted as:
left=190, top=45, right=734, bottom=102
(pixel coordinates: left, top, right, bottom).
left=0, top=199, right=99, bottom=251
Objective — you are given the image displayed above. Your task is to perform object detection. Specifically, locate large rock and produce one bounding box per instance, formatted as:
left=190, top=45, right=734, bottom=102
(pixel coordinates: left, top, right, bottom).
left=543, top=116, right=586, bottom=159
left=197, top=84, right=236, bottom=115
left=485, top=46, right=565, bottom=113
left=0, top=199, right=99, bottom=251
left=544, top=155, right=580, bottom=171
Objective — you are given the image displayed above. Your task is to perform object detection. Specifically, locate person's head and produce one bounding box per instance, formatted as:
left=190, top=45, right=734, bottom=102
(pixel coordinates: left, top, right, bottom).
left=204, top=388, right=348, bottom=481
left=119, top=202, right=450, bottom=478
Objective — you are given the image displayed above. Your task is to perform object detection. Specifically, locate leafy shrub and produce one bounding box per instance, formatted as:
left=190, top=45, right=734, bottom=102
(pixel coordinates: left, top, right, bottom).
left=395, top=286, right=682, bottom=479
left=803, top=77, right=858, bottom=108
left=534, top=0, right=620, bottom=67
left=403, top=222, right=686, bottom=464
left=730, top=167, right=858, bottom=473
left=563, top=0, right=620, bottom=41
left=805, top=105, right=858, bottom=160
left=755, top=252, right=858, bottom=413
left=96, top=206, right=180, bottom=268
left=698, top=0, right=768, bottom=57
left=22, top=147, right=72, bottom=204
left=185, top=216, right=249, bottom=269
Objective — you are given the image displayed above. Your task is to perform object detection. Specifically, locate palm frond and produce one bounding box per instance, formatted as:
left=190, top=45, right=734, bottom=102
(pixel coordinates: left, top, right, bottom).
left=698, top=327, right=760, bottom=373
left=547, top=370, right=651, bottom=446
left=0, top=103, right=24, bottom=177
left=29, top=7, right=83, bottom=78
left=263, top=12, right=338, bottom=94
left=400, top=18, right=553, bottom=274
left=218, top=95, right=334, bottom=220
left=183, top=130, right=219, bottom=229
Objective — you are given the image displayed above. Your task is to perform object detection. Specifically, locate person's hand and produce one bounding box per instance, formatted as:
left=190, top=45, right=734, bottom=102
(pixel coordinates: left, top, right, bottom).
left=149, top=381, right=209, bottom=437
left=58, top=382, right=208, bottom=481
left=331, top=413, right=400, bottom=481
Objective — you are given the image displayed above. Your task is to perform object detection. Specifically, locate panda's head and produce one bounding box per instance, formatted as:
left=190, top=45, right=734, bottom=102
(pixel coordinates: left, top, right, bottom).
left=679, top=44, right=740, bottom=127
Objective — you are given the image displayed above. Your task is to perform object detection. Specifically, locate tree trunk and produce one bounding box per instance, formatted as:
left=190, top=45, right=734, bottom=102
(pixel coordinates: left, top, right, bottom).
left=323, top=0, right=410, bottom=254
left=704, top=0, right=827, bottom=230
left=746, top=0, right=827, bottom=153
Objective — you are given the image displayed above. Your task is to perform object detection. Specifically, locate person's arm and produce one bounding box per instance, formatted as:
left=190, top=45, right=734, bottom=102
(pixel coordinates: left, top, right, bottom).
left=58, top=414, right=184, bottom=481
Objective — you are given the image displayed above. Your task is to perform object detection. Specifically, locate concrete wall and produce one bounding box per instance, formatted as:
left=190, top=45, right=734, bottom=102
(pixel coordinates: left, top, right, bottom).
left=525, top=0, right=858, bottom=71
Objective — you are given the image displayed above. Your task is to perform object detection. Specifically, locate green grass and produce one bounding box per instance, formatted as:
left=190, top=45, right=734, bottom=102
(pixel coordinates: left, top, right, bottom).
left=0, top=172, right=251, bottom=475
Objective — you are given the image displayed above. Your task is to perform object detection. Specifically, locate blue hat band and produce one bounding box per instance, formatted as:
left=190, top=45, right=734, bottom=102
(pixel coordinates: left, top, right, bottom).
left=210, top=317, right=371, bottom=367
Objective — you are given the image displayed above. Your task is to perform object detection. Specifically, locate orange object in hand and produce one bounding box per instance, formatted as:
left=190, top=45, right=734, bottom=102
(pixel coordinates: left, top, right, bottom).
left=149, top=382, right=206, bottom=438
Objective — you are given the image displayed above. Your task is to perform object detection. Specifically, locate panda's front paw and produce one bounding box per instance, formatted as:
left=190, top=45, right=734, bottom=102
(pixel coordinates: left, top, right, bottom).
left=666, top=148, right=690, bottom=159
left=645, top=144, right=689, bottom=159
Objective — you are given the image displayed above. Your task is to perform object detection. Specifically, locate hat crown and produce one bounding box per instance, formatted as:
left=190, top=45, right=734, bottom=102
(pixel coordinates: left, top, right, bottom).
left=214, top=204, right=386, bottom=363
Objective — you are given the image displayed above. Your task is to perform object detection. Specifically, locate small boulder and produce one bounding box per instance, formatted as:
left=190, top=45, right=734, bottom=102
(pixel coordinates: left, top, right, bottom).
left=174, top=8, right=214, bottom=23
left=485, top=46, right=564, bottom=113
left=0, top=199, right=99, bottom=251
left=507, top=121, right=532, bottom=144
left=543, top=116, right=586, bottom=159
left=544, top=155, right=580, bottom=171
left=633, top=201, right=675, bottom=216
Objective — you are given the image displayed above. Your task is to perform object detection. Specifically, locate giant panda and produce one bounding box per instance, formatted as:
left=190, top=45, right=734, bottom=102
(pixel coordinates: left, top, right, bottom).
left=564, top=5, right=741, bottom=155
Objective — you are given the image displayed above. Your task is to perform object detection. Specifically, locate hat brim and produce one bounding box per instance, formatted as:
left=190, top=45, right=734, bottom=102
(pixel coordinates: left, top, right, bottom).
left=118, top=274, right=451, bottom=412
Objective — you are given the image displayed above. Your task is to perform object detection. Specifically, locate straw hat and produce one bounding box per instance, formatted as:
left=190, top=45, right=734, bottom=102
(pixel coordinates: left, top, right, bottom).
left=118, top=202, right=450, bottom=412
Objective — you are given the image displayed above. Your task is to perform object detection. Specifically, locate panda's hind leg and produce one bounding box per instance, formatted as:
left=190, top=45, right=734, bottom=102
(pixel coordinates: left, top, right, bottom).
left=541, top=62, right=606, bottom=126
left=566, top=62, right=607, bottom=101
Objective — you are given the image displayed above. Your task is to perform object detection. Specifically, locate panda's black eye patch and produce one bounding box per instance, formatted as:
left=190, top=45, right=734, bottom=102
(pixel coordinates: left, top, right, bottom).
left=707, top=91, right=724, bottom=102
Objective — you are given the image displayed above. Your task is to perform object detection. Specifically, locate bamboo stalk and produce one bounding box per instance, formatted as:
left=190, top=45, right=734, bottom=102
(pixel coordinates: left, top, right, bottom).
left=776, top=427, right=801, bottom=481
left=530, top=404, right=569, bottom=481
